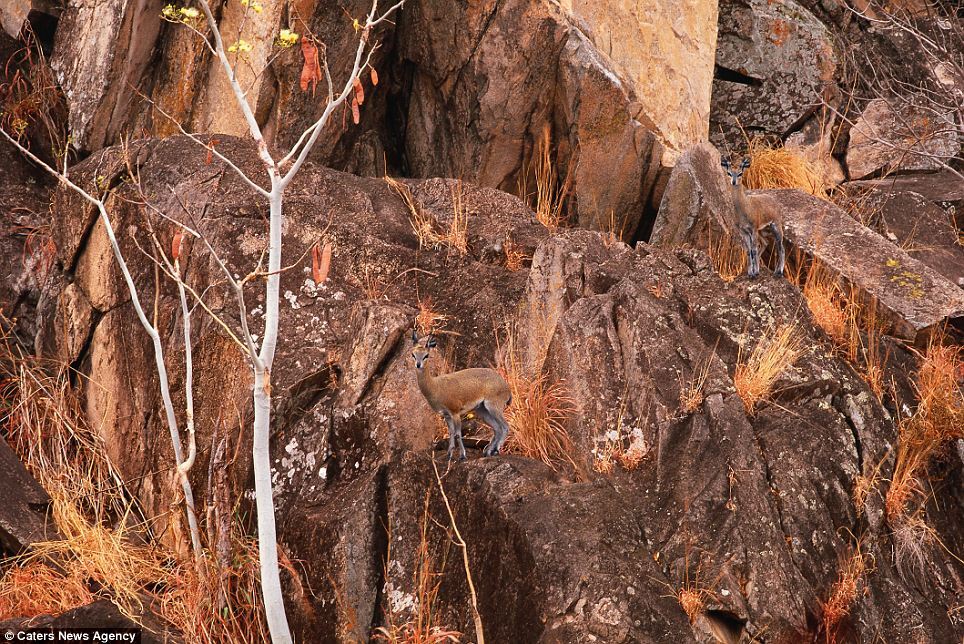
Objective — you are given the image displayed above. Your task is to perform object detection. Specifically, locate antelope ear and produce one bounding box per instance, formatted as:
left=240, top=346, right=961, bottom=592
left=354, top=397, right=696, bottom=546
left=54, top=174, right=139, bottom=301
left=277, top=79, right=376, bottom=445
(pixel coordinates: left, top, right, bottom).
left=741, top=157, right=751, bottom=168
left=411, top=328, right=419, bottom=344
left=426, top=336, right=438, bottom=348
left=721, top=158, right=731, bottom=169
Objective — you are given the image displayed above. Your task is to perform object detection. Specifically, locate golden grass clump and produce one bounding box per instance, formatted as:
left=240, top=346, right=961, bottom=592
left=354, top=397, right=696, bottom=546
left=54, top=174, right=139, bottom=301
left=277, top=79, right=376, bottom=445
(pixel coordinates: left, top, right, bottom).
left=705, top=228, right=747, bottom=283
left=885, top=341, right=963, bottom=526
left=741, top=138, right=833, bottom=201
left=503, top=237, right=526, bottom=272
left=415, top=297, right=449, bottom=338
left=497, top=325, right=582, bottom=477
left=733, top=324, right=805, bottom=415
left=802, top=264, right=849, bottom=346
left=679, top=350, right=715, bottom=416
left=0, top=325, right=269, bottom=642
left=443, top=182, right=468, bottom=255
left=820, top=542, right=871, bottom=643
left=387, top=176, right=441, bottom=250
left=0, top=560, right=95, bottom=619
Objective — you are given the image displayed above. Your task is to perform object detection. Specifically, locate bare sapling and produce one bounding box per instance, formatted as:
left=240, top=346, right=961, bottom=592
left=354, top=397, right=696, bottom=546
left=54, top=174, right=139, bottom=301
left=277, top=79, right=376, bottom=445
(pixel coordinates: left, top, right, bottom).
left=3, top=1, right=406, bottom=642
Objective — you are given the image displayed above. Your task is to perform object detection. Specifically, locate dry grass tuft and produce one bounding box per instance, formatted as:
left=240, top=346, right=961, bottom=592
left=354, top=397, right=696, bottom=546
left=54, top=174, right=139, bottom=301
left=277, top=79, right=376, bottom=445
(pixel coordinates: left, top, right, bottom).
left=0, top=324, right=269, bottom=642
left=443, top=182, right=468, bottom=256
left=802, top=263, right=849, bottom=346
left=498, top=325, right=582, bottom=477
left=519, top=126, right=571, bottom=231
left=794, top=260, right=887, bottom=398
left=820, top=541, right=871, bottom=643
left=374, top=496, right=460, bottom=644
left=0, top=23, right=67, bottom=156
left=706, top=228, right=747, bottom=283
left=415, top=297, right=449, bottom=339
left=661, top=548, right=718, bottom=625
left=503, top=237, right=526, bottom=272
left=386, top=177, right=467, bottom=254
left=741, top=138, right=832, bottom=201
left=0, top=560, right=95, bottom=619
left=885, top=340, right=963, bottom=526
left=679, top=350, right=715, bottom=416
left=387, top=176, right=440, bottom=250
left=733, top=324, right=805, bottom=415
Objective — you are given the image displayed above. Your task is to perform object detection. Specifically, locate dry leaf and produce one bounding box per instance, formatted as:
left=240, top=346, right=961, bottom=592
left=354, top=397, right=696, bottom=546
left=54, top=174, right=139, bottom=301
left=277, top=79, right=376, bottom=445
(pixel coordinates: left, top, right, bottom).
left=172, top=229, right=184, bottom=263
left=312, top=242, right=332, bottom=285
left=370, top=67, right=379, bottom=86
left=300, top=38, right=321, bottom=94
left=205, top=139, right=219, bottom=165
left=351, top=97, right=360, bottom=125
left=353, top=77, right=365, bottom=105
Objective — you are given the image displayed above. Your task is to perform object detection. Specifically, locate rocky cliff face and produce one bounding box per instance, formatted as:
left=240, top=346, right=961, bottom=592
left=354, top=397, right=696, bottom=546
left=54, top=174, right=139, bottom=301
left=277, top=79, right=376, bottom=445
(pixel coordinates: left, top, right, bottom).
left=0, top=1, right=961, bottom=643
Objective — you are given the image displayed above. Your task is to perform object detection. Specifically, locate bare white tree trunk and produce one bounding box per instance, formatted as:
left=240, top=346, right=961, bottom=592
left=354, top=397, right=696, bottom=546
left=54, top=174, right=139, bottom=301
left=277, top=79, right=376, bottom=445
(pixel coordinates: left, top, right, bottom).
left=252, top=186, right=291, bottom=642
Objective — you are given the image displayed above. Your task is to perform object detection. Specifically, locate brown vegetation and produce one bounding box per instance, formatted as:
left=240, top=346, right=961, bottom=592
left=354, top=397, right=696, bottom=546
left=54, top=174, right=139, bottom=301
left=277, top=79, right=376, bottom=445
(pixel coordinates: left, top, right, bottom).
left=733, top=324, right=805, bottom=415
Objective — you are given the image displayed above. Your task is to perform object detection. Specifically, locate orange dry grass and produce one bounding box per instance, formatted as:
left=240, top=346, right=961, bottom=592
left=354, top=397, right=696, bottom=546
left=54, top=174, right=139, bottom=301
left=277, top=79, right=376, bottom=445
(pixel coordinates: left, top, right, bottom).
left=820, top=542, right=871, bottom=643
left=498, top=327, right=581, bottom=476
left=742, top=138, right=832, bottom=200
left=679, top=350, right=715, bottom=415
left=885, top=342, right=964, bottom=525
left=415, top=297, right=449, bottom=338
left=661, top=548, right=718, bottom=625
left=0, top=561, right=94, bottom=620
left=158, top=532, right=270, bottom=644
left=706, top=228, right=746, bottom=283
left=802, top=264, right=849, bottom=346
left=733, top=324, right=805, bottom=415
left=442, top=182, right=468, bottom=256
left=385, top=176, right=444, bottom=249
left=0, top=325, right=269, bottom=642
left=503, top=237, right=526, bottom=272
left=374, top=496, right=460, bottom=644
left=796, top=262, right=886, bottom=398
left=519, top=126, right=570, bottom=231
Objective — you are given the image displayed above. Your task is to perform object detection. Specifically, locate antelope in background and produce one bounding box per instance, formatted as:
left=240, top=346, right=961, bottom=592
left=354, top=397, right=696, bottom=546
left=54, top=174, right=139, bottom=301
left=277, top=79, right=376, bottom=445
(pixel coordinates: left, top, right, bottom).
left=411, top=330, right=512, bottom=461
left=721, top=157, right=786, bottom=279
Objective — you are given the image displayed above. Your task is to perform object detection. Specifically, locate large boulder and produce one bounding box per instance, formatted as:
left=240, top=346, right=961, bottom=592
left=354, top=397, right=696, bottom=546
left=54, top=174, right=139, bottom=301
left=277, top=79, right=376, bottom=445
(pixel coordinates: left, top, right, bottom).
left=711, top=0, right=836, bottom=151
left=557, top=0, right=719, bottom=162
left=847, top=186, right=964, bottom=288
left=0, top=438, right=55, bottom=554
left=845, top=98, right=961, bottom=180
left=396, top=0, right=666, bottom=240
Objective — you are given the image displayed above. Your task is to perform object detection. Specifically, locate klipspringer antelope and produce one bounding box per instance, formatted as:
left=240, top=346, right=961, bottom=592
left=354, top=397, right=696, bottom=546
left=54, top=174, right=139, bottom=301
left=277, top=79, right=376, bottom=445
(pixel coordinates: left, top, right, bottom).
left=411, top=330, right=512, bottom=461
left=721, top=157, right=786, bottom=279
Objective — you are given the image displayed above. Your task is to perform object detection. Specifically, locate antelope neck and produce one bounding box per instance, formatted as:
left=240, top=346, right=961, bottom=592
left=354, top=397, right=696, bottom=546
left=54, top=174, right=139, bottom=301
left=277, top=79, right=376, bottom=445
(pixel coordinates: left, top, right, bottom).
left=416, top=365, right=438, bottom=403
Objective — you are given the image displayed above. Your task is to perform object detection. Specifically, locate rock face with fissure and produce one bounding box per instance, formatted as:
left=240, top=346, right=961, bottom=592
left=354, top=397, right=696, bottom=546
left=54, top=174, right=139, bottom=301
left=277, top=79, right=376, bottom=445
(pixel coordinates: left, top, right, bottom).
left=45, top=0, right=724, bottom=240
left=33, top=137, right=964, bottom=642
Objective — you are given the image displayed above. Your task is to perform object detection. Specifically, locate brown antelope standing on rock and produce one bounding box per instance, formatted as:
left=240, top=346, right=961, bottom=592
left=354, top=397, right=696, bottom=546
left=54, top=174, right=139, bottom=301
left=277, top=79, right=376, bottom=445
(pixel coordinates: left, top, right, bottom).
left=411, top=330, right=512, bottom=461
left=721, top=157, right=786, bottom=279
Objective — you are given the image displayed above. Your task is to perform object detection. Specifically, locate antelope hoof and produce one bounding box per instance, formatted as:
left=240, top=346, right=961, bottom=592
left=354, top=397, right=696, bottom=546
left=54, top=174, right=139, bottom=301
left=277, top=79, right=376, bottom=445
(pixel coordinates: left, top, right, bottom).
left=774, top=269, right=785, bottom=279
left=459, top=454, right=467, bottom=462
